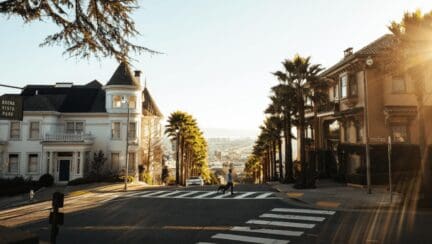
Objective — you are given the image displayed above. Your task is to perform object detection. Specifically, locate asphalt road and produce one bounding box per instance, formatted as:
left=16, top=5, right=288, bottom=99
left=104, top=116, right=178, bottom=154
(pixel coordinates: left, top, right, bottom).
left=11, top=184, right=432, bottom=243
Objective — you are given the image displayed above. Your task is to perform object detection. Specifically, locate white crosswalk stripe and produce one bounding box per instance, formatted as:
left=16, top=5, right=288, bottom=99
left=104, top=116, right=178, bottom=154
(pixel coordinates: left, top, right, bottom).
left=174, top=191, right=199, bottom=198
left=194, top=191, right=218, bottom=198
left=256, top=192, right=273, bottom=199
left=234, top=192, right=256, bottom=199
left=247, top=219, right=316, bottom=229
left=271, top=208, right=336, bottom=215
left=212, top=233, right=289, bottom=244
left=125, top=190, right=276, bottom=200
left=260, top=213, right=325, bottom=222
left=199, top=207, right=337, bottom=244
left=230, top=226, right=303, bottom=237
left=156, top=191, right=181, bottom=198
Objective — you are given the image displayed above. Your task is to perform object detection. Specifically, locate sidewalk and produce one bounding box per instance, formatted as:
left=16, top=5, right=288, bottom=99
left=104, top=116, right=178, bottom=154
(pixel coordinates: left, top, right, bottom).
left=269, top=179, right=402, bottom=211
left=0, top=182, right=154, bottom=210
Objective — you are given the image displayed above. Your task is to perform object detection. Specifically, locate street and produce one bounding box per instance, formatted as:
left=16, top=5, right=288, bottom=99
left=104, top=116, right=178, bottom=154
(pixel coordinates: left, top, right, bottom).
left=1, top=184, right=432, bottom=243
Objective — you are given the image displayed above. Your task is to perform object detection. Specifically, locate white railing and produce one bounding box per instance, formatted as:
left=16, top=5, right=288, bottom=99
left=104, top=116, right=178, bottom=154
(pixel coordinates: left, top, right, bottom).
left=44, top=133, right=94, bottom=142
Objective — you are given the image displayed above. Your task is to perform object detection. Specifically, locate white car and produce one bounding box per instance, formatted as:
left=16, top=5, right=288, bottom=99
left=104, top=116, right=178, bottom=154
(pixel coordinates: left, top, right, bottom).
left=185, top=176, right=204, bottom=187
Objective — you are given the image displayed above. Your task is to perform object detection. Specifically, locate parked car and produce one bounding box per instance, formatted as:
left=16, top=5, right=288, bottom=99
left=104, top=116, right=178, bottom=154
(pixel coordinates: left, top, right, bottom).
left=185, top=176, right=204, bottom=187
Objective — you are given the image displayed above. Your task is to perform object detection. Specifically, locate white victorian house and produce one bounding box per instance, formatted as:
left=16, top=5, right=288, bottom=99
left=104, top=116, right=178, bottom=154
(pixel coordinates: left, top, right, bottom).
left=0, top=63, right=163, bottom=183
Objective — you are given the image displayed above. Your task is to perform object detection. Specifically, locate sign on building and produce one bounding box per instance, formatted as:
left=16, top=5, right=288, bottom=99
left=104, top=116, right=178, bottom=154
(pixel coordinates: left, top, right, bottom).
left=0, top=95, right=23, bottom=121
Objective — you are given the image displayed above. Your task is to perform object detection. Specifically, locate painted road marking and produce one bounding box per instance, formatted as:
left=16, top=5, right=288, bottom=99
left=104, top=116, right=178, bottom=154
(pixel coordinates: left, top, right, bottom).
left=231, top=226, right=303, bottom=237
left=139, top=191, right=167, bottom=197
left=194, top=191, right=218, bottom=199
left=260, top=213, right=325, bottom=222
left=256, top=192, right=274, bottom=199
left=212, top=233, right=289, bottom=244
left=234, top=192, right=256, bottom=199
left=247, top=219, right=315, bottom=229
left=271, top=208, right=336, bottom=216
left=174, top=191, right=200, bottom=198
left=213, top=193, right=231, bottom=199
left=156, top=191, right=181, bottom=198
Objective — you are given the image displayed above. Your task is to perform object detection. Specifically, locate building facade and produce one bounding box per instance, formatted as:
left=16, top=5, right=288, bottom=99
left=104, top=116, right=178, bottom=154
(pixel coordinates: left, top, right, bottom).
left=0, top=63, right=163, bottom=183
left=310, top=34, right=432, bottom=184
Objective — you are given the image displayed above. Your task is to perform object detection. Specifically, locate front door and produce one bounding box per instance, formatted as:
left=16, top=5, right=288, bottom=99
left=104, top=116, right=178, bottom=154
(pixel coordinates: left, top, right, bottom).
left=59, top=160, right=70, bottom=181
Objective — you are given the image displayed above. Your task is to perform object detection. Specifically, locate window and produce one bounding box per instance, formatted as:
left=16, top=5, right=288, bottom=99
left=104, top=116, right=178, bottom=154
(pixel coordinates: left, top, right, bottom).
left=8, top=154, right=18, bottom=173
left=28, top=154, right=38, bottom=173
left=128, top=122, right=137, bottom=139
left=113, top=95, right=122, bottom=108
left=349, top=74, right=358, bottom=97
left=333, top=85, right=338, bottom=100
left=392, top=76, right=406, bottom=93
left=392, top=125, right=408, bottom=143
left=10, top=122, right=20, bottom=139
left=355, top=122, right=363, bottom=143
left=340, top=75, right=348, bottom=98
left=128, top=152, right=136, bottom=171
left=111, top=122, right=121, bottom=139
left=111, top=153, right=120, bottom=171
left=129, top=96, right=136, bottom=109
left=66, top=121, right=84, bottom=134
left=29, top=121, right=40, bottom=139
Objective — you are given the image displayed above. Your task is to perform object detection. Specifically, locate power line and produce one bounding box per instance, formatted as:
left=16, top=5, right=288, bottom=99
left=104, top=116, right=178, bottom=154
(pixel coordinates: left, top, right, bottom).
left=0, top=83, right=23, bottom=90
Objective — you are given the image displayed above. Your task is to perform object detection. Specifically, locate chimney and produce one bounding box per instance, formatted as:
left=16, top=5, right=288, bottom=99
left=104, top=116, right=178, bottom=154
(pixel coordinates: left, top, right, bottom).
left=134, top=70, right=142, bottom=81
left=344, top=47, right=353, bottom=58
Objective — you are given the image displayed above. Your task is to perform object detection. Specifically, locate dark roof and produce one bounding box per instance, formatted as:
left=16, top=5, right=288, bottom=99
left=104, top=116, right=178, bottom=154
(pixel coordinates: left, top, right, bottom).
left=20, top=81, right=106, bottom=113
left=321, top=34, right=395, bottom=76
left=106, top=62, right=140, bottom=87
left=142, top=87, right=163, bottom=117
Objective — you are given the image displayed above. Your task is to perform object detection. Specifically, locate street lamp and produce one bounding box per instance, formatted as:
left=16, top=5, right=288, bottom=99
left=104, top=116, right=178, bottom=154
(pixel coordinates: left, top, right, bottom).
left=175, top=128, right=180, bottom=185
left=364, top=56, right=373, bottom=194
left=122, top=96, right=130, bottom=191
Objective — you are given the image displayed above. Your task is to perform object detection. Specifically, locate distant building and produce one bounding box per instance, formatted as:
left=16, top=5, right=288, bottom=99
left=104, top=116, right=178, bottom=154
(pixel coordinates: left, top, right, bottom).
left=0, top=63, right=163, bottom=183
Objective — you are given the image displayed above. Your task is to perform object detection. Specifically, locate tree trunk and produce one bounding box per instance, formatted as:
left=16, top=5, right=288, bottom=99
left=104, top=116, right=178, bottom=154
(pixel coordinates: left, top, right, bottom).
left=278, top=138, right=283, bottom=181
left=175, top=135, right=180, bottom=185
left=272, top=141, right=277, bottom=180
left=284, top=112, right=294, bottom=181
left=298, top=90, right=307, bottom=186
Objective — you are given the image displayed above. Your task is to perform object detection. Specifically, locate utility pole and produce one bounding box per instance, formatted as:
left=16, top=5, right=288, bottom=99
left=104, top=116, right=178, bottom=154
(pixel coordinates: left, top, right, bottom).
left=364, top=57, right=373, bottom=194
left=123, top=97, right=130, bottom=191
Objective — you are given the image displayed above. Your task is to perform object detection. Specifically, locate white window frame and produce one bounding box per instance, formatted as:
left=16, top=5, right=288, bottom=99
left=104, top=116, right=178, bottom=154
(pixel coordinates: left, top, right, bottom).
left=28, top=121, right=41, bottom=140
left=65, top=121, right=85, bottom=134
left=128, top=95, right=137, bottom=109
left=111, top=152, right=120, bottom=171
left=128, top=122, right=137, bottom=139
left=9, top=121, right=21, bottom=140
left=7, top=153, right=20, bottom=174
left=128, top=152, right=136, bottom=172
left=111, top=121, right=121, bottom=140
left=340, top=74, right=348, bottom=99
left=27, top=153, right=40, bottom=174
left=112, top=95, right=122, bottom=108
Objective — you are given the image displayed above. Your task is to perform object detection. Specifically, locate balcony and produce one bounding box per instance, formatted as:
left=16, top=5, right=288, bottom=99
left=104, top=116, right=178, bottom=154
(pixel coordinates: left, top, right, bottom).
left=43, top=133, right=94, bottom=143
left=317, top=101, right=339, bottom=114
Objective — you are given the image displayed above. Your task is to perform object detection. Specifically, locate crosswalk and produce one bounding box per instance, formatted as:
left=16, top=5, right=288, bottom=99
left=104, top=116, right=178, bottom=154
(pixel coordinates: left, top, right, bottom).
left=199, top=207, right=336, bottom=244
left=123, top=190, right=278, bottom=200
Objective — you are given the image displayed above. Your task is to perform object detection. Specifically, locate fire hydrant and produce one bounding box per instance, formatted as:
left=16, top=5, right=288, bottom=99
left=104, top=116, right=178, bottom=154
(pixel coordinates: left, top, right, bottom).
left=29, top=189, right=35, bottom=201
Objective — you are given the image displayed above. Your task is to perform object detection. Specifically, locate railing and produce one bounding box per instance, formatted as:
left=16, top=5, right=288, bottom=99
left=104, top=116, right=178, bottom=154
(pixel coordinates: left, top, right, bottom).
left=44, top=133, right=94, bottom=142
left=317, top=101, right=339, bottom=113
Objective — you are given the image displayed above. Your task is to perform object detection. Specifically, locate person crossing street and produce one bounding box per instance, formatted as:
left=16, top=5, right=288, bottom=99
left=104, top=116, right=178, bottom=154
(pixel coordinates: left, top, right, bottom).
left=223, top=169, right=234, bottom=195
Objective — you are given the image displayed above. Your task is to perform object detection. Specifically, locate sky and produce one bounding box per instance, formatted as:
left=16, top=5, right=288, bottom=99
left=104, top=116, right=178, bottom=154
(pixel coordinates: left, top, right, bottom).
left=0, top=0, right=431, bottom=137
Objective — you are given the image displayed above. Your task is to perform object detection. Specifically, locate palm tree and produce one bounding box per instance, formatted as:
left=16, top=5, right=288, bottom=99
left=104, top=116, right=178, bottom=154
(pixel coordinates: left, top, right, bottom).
left=274, top=55, right=327, bottom=188
left=266, top=83, right=297, bottom=182
left=260, top=117, right=282, bottom=180
left=389, top=10, right=432, bottom=203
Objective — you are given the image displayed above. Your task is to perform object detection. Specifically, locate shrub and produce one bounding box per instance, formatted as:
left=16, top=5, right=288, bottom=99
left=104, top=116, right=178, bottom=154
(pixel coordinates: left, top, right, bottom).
left=0, top=177, right=40, bottom=196
left=39, top=174, right=54, bottom=187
